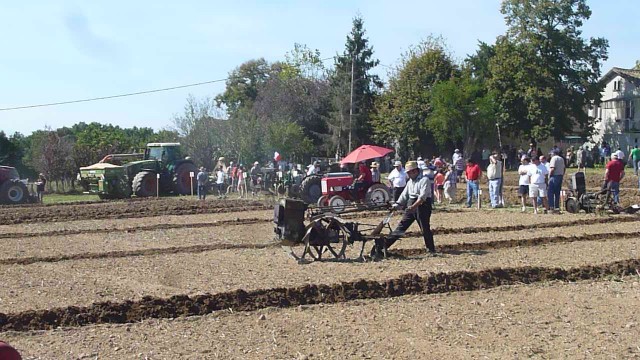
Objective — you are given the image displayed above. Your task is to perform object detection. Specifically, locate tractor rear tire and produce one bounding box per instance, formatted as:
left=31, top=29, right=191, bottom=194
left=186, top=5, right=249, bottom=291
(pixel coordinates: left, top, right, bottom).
left=365, top=183, right=391, bottom=205
left=299, top=175, right=322, bottom=204
left=132, top=171, right=157, bottom=197
left=0, top=180, right=28, bottom=204
left=173, top=162, right=198, bottom=195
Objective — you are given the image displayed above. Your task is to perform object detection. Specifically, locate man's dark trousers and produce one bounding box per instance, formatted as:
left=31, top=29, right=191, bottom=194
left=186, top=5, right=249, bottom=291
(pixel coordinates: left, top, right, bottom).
left=392, top=186, right=405, bottom=202
left=385, top=197, right=435, bottom=252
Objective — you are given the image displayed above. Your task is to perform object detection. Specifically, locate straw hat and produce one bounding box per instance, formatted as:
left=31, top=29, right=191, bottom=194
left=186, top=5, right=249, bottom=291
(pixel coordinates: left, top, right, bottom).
left=405, top=161, right=419, bottom=171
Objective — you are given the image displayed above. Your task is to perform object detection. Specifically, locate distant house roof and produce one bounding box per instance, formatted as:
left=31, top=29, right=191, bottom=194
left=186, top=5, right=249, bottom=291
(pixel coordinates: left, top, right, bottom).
left=601, top=67, right=640, bottom=84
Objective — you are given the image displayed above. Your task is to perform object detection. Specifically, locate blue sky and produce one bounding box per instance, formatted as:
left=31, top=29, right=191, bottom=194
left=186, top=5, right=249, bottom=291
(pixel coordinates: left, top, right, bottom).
left=1, top=0, right=637, bottom=136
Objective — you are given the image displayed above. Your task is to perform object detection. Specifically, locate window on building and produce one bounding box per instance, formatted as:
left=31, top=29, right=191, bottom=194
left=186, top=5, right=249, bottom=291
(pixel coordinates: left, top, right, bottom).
left=626, top=100, right=635, bottom=119
left=613, top=80, right=622, bottom=91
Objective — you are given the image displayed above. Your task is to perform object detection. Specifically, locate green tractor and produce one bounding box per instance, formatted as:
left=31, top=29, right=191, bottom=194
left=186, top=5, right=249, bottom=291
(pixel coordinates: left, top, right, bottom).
left=79, top=143, right=198, bottom=199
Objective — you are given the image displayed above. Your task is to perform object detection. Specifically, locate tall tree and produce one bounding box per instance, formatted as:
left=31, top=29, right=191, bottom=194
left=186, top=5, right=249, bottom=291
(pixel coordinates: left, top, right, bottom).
left=173, top=95, right=227, bottom=170
left=329, top=16, right=382, bottom=153
left=489, top=0, right=609, bottom=141
left=427, top=71, right=497, bottom=154
left=215, top=59, right=272, bottom=114
left=372, top=37, right=456, bottom=158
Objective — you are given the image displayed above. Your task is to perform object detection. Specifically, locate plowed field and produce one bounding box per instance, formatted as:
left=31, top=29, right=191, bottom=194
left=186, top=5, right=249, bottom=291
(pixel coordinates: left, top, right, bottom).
left=1, top=196, right=639, bottom=359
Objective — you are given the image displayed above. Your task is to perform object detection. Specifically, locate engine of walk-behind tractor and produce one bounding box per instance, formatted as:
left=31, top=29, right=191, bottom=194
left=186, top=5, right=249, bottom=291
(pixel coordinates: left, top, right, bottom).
left=274, top=197, right=398, bottom=263
left=274, top=198, right=308, bottom=245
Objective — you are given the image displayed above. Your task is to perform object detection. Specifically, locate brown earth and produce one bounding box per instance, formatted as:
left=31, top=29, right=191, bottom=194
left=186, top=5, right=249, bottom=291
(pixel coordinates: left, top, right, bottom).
left=0, top=258, right=638, bottom=332
left=1, top=201, right=639, bottom=359
left=0, top=197, right=272, bottom=224
left=5, top=278, right=638, bottom=359
left=1, top=225, right=639, bottom=313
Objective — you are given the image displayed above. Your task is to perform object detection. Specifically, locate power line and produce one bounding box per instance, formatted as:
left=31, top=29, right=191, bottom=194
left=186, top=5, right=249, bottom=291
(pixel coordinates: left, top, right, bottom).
left=0, top=56, right=358, bottom=112
left=0, top=78, right=228, bottom=111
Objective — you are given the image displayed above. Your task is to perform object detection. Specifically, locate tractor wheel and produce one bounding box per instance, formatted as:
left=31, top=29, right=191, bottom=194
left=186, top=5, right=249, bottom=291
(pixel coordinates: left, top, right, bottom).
left=299, top=175, right=322, bottom=204
left=565, top=197, right=579, bottom=214
left=0, top=180, right=28, bottom=204
left=132, top=171, right=157, bottom=197
left=328, top=195, right=347, bottom=213
left=365, top=183, right=391, bottom=205
left=317, top=195, right=329, bottom=207
left=173, top=162, right=198, bottom=195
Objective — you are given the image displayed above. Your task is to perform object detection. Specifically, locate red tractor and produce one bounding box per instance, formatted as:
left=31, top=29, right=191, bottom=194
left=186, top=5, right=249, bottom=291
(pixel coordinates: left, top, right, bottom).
left=316, top=172, right=390, bottom=212
left=0, top=166, right=32, bottom=205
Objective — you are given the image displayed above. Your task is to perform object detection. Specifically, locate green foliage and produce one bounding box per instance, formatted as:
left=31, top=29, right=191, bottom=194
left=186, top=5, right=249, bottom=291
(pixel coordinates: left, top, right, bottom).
left=215, top=58, right=272, bottom=113
left=372, top=37, right=456, bottom=158
left=427, top=73, right=497, bottom=152
left=489, top=0, right=609, bottom=141
left=265, top=120, right=313, bottom=162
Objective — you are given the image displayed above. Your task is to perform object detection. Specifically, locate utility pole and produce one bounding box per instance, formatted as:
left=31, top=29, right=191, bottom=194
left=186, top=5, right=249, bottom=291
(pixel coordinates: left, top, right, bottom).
left=348, top=53, right=355, bottom=152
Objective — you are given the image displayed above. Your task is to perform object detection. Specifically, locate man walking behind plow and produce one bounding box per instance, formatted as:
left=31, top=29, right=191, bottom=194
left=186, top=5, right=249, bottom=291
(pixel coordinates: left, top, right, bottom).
left=371, top=161, right=435, bottom=258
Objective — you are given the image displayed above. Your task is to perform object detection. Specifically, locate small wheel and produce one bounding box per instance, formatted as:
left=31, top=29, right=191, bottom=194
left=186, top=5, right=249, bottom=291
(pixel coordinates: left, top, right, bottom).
left=317, top=195, right=329, bottom=207
left=565, top=197, right=579, bottom=214
left=328, top=195, right=347, bottom=213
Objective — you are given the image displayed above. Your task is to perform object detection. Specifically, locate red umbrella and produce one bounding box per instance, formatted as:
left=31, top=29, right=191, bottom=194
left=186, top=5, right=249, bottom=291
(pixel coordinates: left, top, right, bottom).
left=340, top=144, right=394, bottom=164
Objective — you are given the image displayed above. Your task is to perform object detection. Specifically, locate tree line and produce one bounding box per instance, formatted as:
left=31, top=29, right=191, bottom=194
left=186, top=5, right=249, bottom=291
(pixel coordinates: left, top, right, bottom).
left=0, top=0, right=609, bottom=191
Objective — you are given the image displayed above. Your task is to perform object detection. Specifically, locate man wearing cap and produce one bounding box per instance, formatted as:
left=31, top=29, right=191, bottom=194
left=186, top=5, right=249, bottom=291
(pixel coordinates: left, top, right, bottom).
left=387, top=160, right=407, bottom=201
left=453, top=150, right=465, bottom=182
left=370, top=162, right=381, bottom=183
left=416, top=156, right=426, bottom=170
left=605, top=152, right=625, bottom=203
left=374, top=160, right=435, bottom=256
left=548, top=149, right=565, bottom=213
left=486, top=151, right=504, bottom=208
left=250, top=161, right=261, bottom=196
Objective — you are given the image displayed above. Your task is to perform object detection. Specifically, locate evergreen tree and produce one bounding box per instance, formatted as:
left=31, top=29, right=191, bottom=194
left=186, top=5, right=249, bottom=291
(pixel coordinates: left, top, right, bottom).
left=328, top=16, right=382, bottom=154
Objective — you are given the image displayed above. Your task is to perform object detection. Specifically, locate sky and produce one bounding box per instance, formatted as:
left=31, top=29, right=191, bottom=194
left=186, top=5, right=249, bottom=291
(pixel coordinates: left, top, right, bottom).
left=1, top=0, right=638, bottom=136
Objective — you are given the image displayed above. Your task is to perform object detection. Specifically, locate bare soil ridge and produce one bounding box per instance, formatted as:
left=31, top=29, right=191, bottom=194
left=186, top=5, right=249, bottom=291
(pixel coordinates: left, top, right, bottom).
left=1, top=258, right=638, bottom=332
left=0, top=199, right=271, bottom=224
left=3, top=229, right=639, bottom=266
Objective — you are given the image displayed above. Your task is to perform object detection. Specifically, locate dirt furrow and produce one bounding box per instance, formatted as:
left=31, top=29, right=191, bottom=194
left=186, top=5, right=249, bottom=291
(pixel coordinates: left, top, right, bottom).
left=2, top=210, right=637, bottom=241
left=0, top=199, right=271, bottom=225
left=3, top=229, right=638, bottom=267
left=1, top=258, right=638, bottom=332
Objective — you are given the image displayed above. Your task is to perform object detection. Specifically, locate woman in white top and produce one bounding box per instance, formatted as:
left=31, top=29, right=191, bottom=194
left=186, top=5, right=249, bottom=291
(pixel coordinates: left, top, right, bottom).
left=517, top=155, right=531, bottom=212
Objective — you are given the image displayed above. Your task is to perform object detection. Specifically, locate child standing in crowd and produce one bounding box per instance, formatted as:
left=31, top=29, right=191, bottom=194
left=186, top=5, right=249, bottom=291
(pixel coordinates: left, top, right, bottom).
left=434, top=170, right=445, bottom=204
left=236, top=165, right=246, bottom=198
left=517, top=156, right=530, bottom=212
left=443, top=165, right=457, bottom=204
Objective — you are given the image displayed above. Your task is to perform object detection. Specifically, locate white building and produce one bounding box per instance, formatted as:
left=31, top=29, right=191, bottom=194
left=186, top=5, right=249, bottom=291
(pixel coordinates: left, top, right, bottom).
left=590, top=67, right=640, bottom=152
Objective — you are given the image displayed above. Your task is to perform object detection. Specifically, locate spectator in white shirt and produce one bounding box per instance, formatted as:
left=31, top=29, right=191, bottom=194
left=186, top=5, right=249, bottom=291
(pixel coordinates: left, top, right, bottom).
left=387, top=160, right=407, bottom=201
left=527, top=157, right=549, bottom=214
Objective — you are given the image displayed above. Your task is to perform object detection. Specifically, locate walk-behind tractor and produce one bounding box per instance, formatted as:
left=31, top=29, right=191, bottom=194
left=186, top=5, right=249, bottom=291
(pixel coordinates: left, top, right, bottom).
left=79, top=143, right=197, bottom=199
left=274, top=198, right=397, bottom=263
left=0, top=166, right=35, bottom=204
left=564, top=172, right=640, bottom=214
left=315, top=172, right=390, bottom=212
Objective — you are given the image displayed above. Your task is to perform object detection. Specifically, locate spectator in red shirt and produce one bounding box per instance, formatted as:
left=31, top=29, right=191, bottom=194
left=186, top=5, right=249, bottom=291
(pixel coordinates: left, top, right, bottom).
left=604, top=152, right=625, bottom=203
left=465, top=159, right=482, bottom=207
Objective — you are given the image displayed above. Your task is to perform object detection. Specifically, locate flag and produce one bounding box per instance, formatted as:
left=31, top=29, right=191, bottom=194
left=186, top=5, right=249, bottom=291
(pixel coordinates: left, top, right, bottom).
left=274, top=151, right=281, bottom=161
